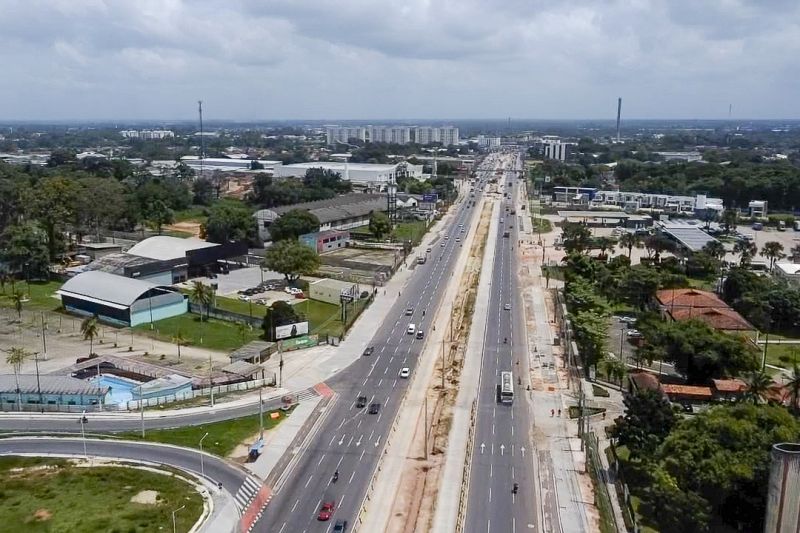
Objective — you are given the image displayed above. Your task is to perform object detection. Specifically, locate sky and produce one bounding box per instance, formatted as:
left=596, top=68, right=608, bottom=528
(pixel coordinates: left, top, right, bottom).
left=1, top=0, right=798, bottom=121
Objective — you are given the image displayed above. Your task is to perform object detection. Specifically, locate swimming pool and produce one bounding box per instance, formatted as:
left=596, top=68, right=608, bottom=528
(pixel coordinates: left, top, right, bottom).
left=89, top=374, right=142, bottom=405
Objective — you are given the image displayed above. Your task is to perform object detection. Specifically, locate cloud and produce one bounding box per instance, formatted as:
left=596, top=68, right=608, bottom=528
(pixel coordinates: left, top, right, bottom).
left=0, top=0, right=797, bottom=120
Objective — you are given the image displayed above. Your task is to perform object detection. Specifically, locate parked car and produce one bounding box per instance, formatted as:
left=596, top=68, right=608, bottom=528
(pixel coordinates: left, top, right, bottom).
left=238, top=295, right=250, bottom=301
left=627, top=329, right=642, bottom=338
left=363, top=346, right=374, bottom=356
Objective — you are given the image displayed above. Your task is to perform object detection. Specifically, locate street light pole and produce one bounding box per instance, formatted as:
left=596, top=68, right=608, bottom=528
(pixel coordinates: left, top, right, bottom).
left=34, top=351, right=43, bottom=413
left=172, top=504, right=185, bottom=533
left=259, top=388, right=264, bottom=439
left=199, top=432, right=209, bottom=478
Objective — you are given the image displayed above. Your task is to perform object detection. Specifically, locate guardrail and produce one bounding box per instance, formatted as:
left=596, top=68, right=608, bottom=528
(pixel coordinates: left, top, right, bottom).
left=455, top=398, right=478, bottom=533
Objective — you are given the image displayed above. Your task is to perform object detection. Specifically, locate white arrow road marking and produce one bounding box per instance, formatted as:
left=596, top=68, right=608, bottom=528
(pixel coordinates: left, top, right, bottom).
left=338, top=434, right=346, bottom=446
left=480, top=443, right=485, bottom=454
left=500, top=444, right=505, bottom=456
left=520, top=446, right=526, bottom=458
left=374, top=435, right=381, bottom=447
left=355, top=435, right=362, bottom=447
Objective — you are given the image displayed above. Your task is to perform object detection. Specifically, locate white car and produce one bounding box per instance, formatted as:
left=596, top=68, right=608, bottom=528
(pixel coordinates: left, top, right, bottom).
left=504, top=303, right=511, bottom=310
left=238, top=295, right=250, bottom=301
left=407, top=324, right=416, bottom=335
left=399, top=367, right=410, bottom=378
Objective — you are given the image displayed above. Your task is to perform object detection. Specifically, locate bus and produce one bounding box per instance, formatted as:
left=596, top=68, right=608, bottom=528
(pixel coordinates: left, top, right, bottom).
left=499, top=371, right=514, bottom=404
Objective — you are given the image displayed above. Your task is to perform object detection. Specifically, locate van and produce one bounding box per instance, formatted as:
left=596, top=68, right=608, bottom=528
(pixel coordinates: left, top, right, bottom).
left=407, top=324, right=416, bottom=335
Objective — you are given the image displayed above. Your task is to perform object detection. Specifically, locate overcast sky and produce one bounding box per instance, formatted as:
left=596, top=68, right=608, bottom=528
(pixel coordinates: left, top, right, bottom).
left=1, top=0, right=798, bottom=121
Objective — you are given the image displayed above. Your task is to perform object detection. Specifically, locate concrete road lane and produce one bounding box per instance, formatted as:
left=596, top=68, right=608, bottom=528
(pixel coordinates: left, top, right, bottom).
left=256, top=172, right=488, bottom=532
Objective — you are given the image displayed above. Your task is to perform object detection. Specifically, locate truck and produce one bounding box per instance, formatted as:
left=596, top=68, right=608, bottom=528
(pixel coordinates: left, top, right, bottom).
left=778, top=220, right=786, bottom=232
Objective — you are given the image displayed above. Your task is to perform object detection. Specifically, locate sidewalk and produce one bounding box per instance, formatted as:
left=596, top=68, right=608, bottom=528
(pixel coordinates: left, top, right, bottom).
left=431, top=198, right=500, bottom=533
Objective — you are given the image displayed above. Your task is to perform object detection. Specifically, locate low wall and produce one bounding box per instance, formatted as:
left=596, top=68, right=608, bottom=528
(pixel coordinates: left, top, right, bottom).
left=187, top=302, right=262, bottom=328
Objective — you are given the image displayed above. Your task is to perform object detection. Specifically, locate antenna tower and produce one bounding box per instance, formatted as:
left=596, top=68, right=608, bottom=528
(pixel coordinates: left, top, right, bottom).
left=616, top=97, right=622, bottom=143
left=198, top=100, right=204, bottom=177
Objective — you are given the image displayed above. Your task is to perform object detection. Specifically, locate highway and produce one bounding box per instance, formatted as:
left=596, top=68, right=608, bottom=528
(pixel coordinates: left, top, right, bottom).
left=255, top=156, right=503, bottom=532
left=0, top=437, right=262, bottom=512
left=465, top=151, right=539, bottom=533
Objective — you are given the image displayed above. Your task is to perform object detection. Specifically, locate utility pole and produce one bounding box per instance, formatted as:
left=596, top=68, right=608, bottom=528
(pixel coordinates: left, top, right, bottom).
left=209, top=354, right=215, bottom=407
left=40, top=313, right=47, bottom=361
left=424, top=394, right=429, bottom=460
left=34, top=350, right=43, bottom=413
left=259, top=387, right=264, bottom=439
left=198, top=100, right=205, bottom=178
left=279, top=350, right=284, bottom=388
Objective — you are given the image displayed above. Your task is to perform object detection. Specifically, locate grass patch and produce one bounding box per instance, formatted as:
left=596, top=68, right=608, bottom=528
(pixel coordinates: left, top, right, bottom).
left=134, top=314, right=261, bottom=352
left=687, top=276, right=717, bottom=291
left=0, top=456, right=203, bottom=533
left=531, top=216, right=553, bottom=233
left=763, top=342, right=800, bottom=369
left=568, top=406, right=606, bottom=419
left=120, top=410, right=288, bottom=457
left=173, top=205, right=210, bottom=223
left=393, top=220, right=429, bottom=245
left=292, top=298, right=370, bottom=337
left=541, top=265, right=564, bottom=281
left=0, top=280, right=63, bottom=312
left=592, top=383, right=611, bottom=397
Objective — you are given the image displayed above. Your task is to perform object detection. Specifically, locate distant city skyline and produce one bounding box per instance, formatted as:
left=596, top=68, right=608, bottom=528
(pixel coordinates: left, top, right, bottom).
left=1, top=1, right=798, bottom=121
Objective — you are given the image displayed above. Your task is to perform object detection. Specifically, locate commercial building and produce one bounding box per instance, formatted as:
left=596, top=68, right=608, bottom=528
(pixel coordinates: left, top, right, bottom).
left=552, top=186, right=598, bottom=205
left=120, top=130, right=175, bottom=140
left=326, top=127, right=367, bottom=146
left=749, top=200, right=768, bottom=217
left=477, top=135, right=501, bottom=148
left=308, top=278, right=359, bottom=306
left=255, top=194, right=388, bottom=241
left=556, top=210, right=652, bottom=229
left=58, top=270, right=187, bottom=327
left=274, top=161, right=423, bottom=190
left=80, top=236, right=247, bottom=284
left=775, top=263, right=800, bottom=285
left=655, top=221, right=720, bottom=253
left=0, top=375, right=109, bottom=409
left=299, top=230, right=350, bottom=254
left=179, top=156, right=282, bottom=174
left=591, top=191, right=723, bottom=215
left=543, top=139, right=576, bottom=161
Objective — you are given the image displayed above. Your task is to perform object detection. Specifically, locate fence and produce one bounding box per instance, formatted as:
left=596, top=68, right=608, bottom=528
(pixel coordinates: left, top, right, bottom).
left=584, top=431, right=621, bottom=533
left=187, top=302, right=262, bottom=328
left=608, top=442, right=641, bottom=532
left=124, top=377, right=274, bottom=410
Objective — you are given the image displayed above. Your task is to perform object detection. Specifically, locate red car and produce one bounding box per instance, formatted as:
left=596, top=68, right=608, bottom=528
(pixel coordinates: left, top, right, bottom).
left=318, top=501, right=335, bottom=521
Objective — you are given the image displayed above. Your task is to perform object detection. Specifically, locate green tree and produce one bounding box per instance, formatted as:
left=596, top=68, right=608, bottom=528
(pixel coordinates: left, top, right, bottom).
left=204, top=202, right=256, bottom=243
left=268, top=209, right=320, bottom=241
left=11, top=291, right=24, bottom=320
left=263, top=240, right=320, bottom=282
left=732, top=239, right=757, bottom=266
left=571, top=310, right=607, bottom=368
left=618, top=232, right=642, bottom=259
left=0, top=222, right=50, bottom=279
left=638, top=467, right=711, bottom=533
left=192, top=177, right=214, bottom=206
left=657, top=404, right=800, bottom=532
left=80, top=315, right=99, bottom=357
left=368, top=211, right=392, bottom=240
left=721, top=209, right=738, bottom=234
left=27, top=176, right=79, bottom=260
left=611, top=388, right=676, bottom=459
left=784, top=361, right=800, bottom=415
left=262, top=300, right=302, bottom=341
left=4, top=346, right=32, bottom=411
left=561, top=222, right=592, bottom=254
left=761, top=241, right=785, bottom=271
left=189, top=281, right=213, bottom=321
left=701, top=240, right=725, bottom=261
left=602, top=358, right=627, bottom=390
left=743, top=371, right=773, bottom=404
left=618, top=266, right=661, bottom=310
left=595, top=236, right=615, bottom=258
left=144, top=199, right=174, bottom=235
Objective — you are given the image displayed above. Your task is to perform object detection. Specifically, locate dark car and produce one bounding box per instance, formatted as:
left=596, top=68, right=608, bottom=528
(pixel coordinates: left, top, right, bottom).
left=368, top=403, right=381, bottom=414
left=356, top=395, right=367, bottom=408
left=333, top=520, right=348, bottom=532
left=363, top=346, right=374, bottom=356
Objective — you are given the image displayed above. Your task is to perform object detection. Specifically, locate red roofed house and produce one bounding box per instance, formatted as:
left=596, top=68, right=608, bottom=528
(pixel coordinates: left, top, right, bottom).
left=711, top=378, right=747, bottom=401
left=661, top=384, right=714, bottom=402
left=655, top=288, right=756, bottom=338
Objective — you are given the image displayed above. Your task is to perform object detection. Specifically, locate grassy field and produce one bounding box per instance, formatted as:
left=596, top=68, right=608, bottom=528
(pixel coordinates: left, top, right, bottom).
left=0, top=456, right=203, bottom=533
left=763, top=342, right=800, bottom=369
left=292, top=298, right=369, bottom=337
left=173, top=206, right=210, bottom=223
left=121, top=410, right=288, bottom=457
left=393, top=220, right=429, bottom=245
left=134, top=314, right=261, bottom=352
left=531, top=216, right=553, bottom=233
left=0, top=280, right=63, bottom=312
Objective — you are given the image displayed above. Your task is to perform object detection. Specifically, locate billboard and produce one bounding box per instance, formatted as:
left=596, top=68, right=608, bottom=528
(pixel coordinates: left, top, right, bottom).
left=422, top=193, right=438, bottom=203
left=275, top=321, right=309, bottom=340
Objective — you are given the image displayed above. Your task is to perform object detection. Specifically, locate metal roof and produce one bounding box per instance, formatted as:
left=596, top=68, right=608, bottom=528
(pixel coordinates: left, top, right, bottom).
left=127, top=236, right=218, bottom=261
left=58, top=271, right=168, bottom=307
left=221, top=361, right=263, bottom=377
left=256, top=194, right=388, bottom=226
left=658, top=222, right=718, bottom=252
left=0, top=374, right=108, bottom=396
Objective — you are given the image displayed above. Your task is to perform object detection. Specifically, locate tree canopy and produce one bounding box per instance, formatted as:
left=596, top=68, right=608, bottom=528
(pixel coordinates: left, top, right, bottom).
left=263, top=240, right=320, bottom=282
left=203, top=201, right=257, bottom=244
left=268, top=209, right=320, bottom=242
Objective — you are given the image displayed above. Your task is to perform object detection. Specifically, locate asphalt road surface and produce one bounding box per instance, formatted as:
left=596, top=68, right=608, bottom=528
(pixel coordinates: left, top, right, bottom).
left=255, top=157, right=502, bottom=533
left=465, top=152, right=539, bottom=533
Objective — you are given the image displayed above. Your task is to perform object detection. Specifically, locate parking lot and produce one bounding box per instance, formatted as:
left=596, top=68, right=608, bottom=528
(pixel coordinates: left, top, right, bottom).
left=607, top=315, right=681, bottom=377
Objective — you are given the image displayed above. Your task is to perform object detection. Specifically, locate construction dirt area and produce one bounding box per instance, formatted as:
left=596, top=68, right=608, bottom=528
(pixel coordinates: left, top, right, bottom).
left=388, top=201, right=493, bottom=533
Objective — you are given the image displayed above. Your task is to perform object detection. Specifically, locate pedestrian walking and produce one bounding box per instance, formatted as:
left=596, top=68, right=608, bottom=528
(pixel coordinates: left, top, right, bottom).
left=557, top=409, right=561, bottom=417
left=550, top=409, right=554, bottom=417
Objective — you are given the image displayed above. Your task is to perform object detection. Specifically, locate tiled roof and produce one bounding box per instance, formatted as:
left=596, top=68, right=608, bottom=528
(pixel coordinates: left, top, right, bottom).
left=712, top=378, right=747, bottom=393
left=661, top=384, right=713, bottom=399
left=656, top=288, right=727, bottom=309
left=629, top=371, right=661, bottom=392
left=669, top=307, right=754, bottom=331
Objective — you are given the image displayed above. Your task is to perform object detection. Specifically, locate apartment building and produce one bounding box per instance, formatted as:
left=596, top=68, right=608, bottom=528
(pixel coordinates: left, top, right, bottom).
left=120, top=130, right=175, bottom=140
left=325, top=127, right=367, bottom=146
left=369, top=126, right=412, bottom=145
left=591, top=190, right=723, bottom=214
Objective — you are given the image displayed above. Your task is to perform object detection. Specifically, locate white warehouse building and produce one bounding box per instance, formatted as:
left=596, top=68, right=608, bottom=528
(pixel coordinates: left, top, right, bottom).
left=274, top=161, right=423, bottom=190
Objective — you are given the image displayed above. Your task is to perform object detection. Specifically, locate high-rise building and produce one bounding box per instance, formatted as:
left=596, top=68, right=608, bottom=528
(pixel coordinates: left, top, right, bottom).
left=326, top=127, right=367, bottom=146
left=120, top=129, right=174, bottom=140
left=477, top=135, right=501, bottom=148
left=542, top=138, right=576, bottom=161
left=369, top=126, right=412, bottom=145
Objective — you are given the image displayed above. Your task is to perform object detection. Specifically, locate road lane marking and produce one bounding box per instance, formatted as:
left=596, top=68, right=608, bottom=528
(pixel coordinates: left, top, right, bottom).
left=317, top=455, right=326, bottom=466
left=348, top=471, right=355, bottom=484
left=305, top=475, right=313, bottom=488
left=291, top=499, right=299, bottom=512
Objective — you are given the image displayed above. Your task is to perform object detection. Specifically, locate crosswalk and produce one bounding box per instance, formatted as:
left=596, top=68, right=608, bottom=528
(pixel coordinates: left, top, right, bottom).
left=234, top=476, right=262, bottom=511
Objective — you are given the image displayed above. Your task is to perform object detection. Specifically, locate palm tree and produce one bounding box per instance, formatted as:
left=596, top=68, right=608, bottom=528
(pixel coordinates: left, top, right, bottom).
left=744, top=371, right=773, bottom=404
left=618, top=232, right=641, bottom=259
left=11, top=291, right=24, bottom=320
left=236, top=322, right=252, bottom=345
left=172, top=331, right=189, bottom=360
left=784, top=361, right=800, bottom=415
left=761, top=241, right=785, bottom=271
left=5, top=346, right=31, bottom=411
left=189, top=281, right=213, bottom=322
left=721, top=209, right=738, bottom=234
left=596, top=236, right=615, bottom=259
left=702, top=240, right=726, bottom=262
left=733, top=240, right=757, bottom=266
left=81, top=315, right=99, bottom=357
left=603, top=359, right=627, bottom=390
